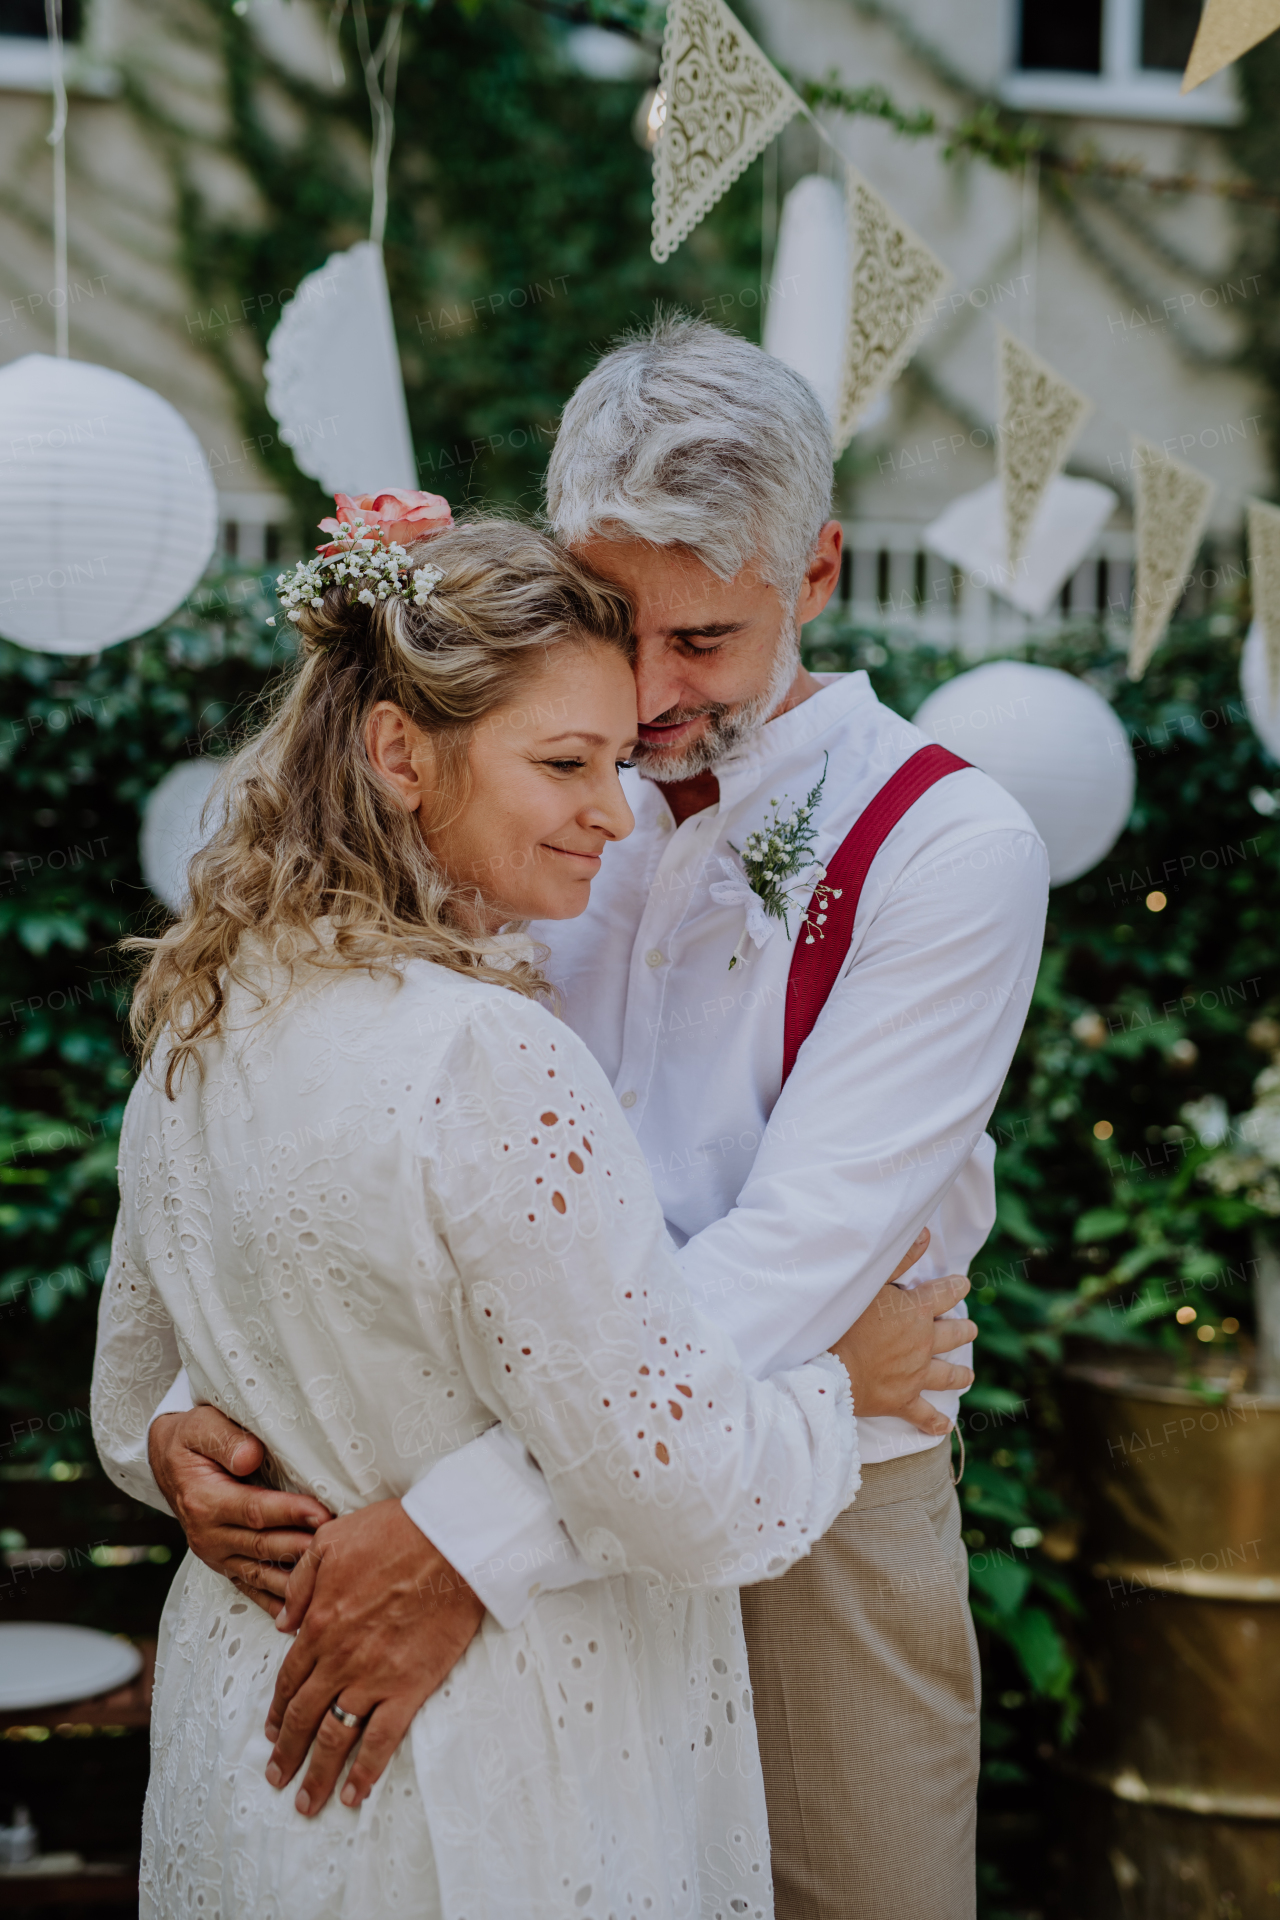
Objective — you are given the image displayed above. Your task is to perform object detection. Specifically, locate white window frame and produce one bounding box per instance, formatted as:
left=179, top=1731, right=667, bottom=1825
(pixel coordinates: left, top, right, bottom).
left=0, top=0, right=118, bottom=97
left=1000, top=0, right=1240, bottom=125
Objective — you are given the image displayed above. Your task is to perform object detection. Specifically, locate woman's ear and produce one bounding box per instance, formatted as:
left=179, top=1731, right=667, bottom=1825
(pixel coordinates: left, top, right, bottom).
left=366, top=702, right=436, bottom=814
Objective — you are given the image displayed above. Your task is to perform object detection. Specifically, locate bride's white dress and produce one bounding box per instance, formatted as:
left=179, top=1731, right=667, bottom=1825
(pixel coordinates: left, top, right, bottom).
left=91, top=954, right=860, bottom=1920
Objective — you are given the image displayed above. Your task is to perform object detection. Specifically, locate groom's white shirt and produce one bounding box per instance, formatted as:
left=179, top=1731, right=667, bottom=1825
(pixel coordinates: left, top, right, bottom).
left=396, top=670, right=1048, bottom=1621
left=152, top=671, right=1049, bottom=1627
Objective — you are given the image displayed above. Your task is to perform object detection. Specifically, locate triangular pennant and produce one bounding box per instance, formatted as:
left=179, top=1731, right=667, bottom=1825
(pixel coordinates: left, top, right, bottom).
left=832, top=163, right=952, bottom=455
left=651, top=0, right=802, bottom=265
left=997, top=329, right=1092, bottom=567
left=1183, top=0, right=1280, bottom=90
left=1128, top=436, right=1216, bottom=680
left=1247, top=498, right=1280, bottom=700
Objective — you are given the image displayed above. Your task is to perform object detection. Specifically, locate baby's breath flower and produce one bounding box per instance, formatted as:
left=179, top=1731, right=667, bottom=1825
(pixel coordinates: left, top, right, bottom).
left=720, top=755, right=841, bottom=969
left=272, top=527, right=447, bottom=635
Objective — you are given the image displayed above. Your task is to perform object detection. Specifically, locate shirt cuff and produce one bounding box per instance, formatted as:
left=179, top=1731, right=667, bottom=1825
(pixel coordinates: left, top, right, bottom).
left=150, top=1368, right=195, bottom=1427
left=400, top=1425, right=592, bottom=1630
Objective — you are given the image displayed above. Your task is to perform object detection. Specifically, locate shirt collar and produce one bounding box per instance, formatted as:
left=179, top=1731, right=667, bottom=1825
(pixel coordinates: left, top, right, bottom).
left=714, top=671, right=877, bottom=807
left=630, top=672, right=883, bottom=829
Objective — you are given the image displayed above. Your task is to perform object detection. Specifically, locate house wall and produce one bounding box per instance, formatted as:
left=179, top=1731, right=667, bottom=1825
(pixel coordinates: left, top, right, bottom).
left=750, top=0, right=1271, bottom=537
left=4, top=0, right=1269, bottom=564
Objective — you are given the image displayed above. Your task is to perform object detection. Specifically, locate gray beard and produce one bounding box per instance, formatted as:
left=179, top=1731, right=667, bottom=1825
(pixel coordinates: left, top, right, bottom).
left=633, top=637, right=801, bottom=784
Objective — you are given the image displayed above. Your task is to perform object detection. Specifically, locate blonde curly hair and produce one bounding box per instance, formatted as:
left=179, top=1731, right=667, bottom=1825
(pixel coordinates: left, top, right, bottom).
left=128, top=519, right=634, bottom=1094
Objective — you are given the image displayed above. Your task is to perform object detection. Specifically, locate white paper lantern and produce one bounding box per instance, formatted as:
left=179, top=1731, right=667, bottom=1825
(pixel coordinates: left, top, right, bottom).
left=763, top=175, right=850, bottom=426
left=1240, top=617, right=1280, bottom=759
left=140, top=759, right=225, bottom=914
left=0, top=355, right=217, bottom=654
left=913, top=660, right=1135, bottom=885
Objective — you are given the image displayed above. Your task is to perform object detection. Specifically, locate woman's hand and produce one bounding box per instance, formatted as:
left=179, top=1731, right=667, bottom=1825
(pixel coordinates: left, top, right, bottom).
left=148, top=1406, right=332, bottom=1613
left=829, top=1232, right=977, bottom=1437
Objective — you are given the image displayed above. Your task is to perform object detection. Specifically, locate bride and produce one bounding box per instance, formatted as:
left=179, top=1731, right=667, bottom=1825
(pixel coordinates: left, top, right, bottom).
left=92, top=514, right=974, bottom=1920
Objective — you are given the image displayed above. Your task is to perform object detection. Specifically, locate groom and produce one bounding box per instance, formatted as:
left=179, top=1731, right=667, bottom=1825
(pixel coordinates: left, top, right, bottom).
left=144, top=316, right=1048, bottom=1919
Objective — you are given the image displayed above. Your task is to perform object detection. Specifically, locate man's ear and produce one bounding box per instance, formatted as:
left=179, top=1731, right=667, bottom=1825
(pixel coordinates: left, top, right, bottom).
left=797, top=521, right=843, bottom=627
left=366, top=702, right=436, bottom=814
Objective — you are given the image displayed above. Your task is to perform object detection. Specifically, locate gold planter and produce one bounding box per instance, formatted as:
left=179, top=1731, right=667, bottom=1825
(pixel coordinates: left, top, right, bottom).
left=1058, top=1357, right=1280, bottom=1918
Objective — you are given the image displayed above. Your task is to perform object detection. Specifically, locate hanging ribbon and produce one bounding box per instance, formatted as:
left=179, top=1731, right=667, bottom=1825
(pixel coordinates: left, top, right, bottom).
left=43, top=0, right=68, bottom=359
left=352, top=0, right=406, bottom=248
left=263, top=0, right=416, bottom=492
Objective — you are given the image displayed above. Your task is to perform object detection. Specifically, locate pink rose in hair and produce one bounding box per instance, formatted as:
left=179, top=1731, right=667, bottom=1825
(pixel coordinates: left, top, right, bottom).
left=317, top=489, right=452, bottom=553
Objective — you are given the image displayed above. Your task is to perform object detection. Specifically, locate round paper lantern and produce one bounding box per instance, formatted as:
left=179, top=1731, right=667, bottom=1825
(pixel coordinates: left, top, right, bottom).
left=1240, top=617, right=1280, bottom=760
left=140, top=759, right=225, bottom=914
left=913, top=661, right=1135, bottom=886
left=0, top=354, right=217, bottom=654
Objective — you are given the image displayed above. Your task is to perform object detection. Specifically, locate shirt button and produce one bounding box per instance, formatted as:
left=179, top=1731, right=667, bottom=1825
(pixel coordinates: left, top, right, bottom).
left=658, top=814, right=673, bottom=832
left=619, top=1090, right=637, bottom=1109
left=645, top=949, right=665, bottom=968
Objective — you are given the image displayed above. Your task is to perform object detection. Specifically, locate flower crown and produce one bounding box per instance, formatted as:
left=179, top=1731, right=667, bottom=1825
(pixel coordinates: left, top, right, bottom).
left=267, top=489, right=451, bottom=629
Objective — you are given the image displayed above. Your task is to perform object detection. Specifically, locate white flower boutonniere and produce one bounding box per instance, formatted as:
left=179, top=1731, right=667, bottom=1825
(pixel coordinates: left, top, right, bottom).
left=711, top=754, right=843, bottom=970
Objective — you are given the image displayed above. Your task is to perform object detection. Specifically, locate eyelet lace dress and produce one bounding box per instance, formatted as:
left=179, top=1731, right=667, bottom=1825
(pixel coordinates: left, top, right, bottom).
left=91, top=956, right=860, bottom=1920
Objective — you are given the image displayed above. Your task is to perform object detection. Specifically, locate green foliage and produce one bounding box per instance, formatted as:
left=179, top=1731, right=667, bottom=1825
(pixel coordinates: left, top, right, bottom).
left=0, top=570, right=290, bottom=1469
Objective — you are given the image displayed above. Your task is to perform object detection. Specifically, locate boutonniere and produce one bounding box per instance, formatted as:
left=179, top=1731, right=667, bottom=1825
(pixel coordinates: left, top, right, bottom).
left=709, top=754, right=843, bottom=970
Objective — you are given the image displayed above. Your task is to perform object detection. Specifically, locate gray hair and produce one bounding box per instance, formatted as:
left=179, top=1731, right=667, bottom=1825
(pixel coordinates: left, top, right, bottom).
left=545, top=312, right=833, bottom=606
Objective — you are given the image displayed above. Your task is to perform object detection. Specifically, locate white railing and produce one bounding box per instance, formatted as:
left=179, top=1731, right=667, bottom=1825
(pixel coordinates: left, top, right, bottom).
left=838, top=519, right=1139, bottom=657
left=215, top=491, right=293, bottom=567
left=209, top=506, right=1240, bottom=648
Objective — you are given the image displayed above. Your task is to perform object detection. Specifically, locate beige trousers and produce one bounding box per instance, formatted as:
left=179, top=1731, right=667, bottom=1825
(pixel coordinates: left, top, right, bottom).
left=740, top=1441, right=981, bottom=1920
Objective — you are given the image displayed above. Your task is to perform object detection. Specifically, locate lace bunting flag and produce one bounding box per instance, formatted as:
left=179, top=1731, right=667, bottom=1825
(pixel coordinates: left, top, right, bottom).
left=651, top=0, right=802, bottom=264
left=832, top=165, right=951, bottom=454
left=1128, top=436, right=1216, bottom=681
left=1182, top=0, right=1280, bottom=92
left=997, top=328, right=1092, bottom=566
left=1248, top=498, right=1280, bottom=700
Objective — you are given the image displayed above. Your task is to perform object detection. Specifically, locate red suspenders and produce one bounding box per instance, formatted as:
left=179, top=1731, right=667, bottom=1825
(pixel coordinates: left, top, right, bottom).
left=780, top=745, right=972, bottom=1086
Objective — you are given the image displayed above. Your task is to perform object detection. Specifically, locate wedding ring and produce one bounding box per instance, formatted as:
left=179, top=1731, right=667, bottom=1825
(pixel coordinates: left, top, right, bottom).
left=329, top=1700, right=365, bottom=1731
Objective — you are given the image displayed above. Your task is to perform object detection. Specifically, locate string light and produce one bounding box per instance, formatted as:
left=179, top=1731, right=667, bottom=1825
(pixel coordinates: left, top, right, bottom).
left=634, top=85, right=667, bottom=150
